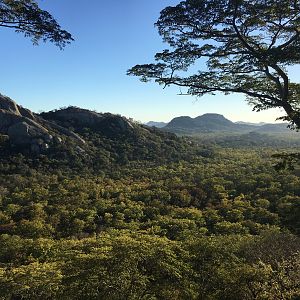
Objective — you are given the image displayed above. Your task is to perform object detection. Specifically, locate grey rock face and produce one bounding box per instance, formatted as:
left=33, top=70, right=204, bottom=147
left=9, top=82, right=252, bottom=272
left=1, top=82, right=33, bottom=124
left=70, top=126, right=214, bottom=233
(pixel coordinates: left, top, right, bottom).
left=0, top=94, right=21, bottom=115
left=7, top=122, right=31, bottom=144
left=18, top=106, right=35, bottom=120
left=44, top=119, right=86, bottom=144
left=0, top=94, right=88, bottom=154
left=115, top=116, right=134, bottom=131
left=0, top=94, right=54, bottom=151
left=0, top=94, right=35, bottom=120
left=0, top=109, right=21, bottom=132
left=7, top=122, right=51, bottom=145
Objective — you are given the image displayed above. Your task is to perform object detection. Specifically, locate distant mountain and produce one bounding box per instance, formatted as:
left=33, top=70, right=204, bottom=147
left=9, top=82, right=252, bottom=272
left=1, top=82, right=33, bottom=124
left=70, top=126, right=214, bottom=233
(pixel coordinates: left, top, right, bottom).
left=167, top=116, right=196, bottom=130
left=255, top=123, right=291, bottom=133
left=193, top=114, right=238, bottom=131
left=163, top=113, right=291, bottom=134
left=165, top=113, right=250, bottom=133
left=235, top=121, right=267, bottom=126
left=146, top=121, right=167, bottom=128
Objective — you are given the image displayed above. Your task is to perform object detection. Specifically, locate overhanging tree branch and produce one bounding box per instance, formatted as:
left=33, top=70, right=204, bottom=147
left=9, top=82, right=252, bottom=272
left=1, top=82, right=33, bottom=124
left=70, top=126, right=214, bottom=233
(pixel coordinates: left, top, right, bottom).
left=128, top=0, right=300, bottom=129
left=0, top=0, right=73, bottom=49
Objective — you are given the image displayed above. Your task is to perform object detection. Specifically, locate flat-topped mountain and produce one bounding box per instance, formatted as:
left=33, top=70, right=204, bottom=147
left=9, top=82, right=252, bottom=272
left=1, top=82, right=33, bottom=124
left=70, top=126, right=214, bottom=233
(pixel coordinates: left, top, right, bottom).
left=155, top=113, right=290, bottom=135
left=191, top=113, right=236, bottom=130
left=164, top=113, right=248, bottom=133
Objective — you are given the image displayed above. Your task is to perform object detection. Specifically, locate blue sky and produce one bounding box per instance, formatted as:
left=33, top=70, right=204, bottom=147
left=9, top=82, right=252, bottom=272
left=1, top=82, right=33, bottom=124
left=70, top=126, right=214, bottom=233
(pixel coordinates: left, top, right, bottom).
left=0, top=0, right=297, bottom=123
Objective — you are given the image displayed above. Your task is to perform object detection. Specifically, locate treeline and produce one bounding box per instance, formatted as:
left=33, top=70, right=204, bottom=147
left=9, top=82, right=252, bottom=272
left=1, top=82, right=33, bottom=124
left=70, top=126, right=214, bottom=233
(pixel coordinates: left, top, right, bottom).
left=192, top=131, right=300, bottom=148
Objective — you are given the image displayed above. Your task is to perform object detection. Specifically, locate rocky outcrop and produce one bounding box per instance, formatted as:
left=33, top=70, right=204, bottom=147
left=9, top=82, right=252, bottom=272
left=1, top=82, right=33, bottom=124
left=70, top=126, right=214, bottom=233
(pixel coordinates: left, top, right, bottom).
left=0, top=95, right=20, bottom=114
left=42, top=119, right=86, bottom=144
left=0, top=94, right=196, bottom=165
left=0, top=94, right=141, bottom=154
left=0, top=94, right=35, bottom=120
left=41, top=106, right=136, bottom=137
left=0, top=94, right=53, bottom=152
left=41, top=106, right=104, bottom=127
left=0, top=94, right=89, bottom=154
left=7, top=121, right=52, bottom=146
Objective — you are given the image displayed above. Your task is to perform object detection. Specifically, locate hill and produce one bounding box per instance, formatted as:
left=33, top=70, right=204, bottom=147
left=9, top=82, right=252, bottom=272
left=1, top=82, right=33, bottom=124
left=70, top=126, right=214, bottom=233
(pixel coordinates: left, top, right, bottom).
left=146, top=121, right=167, bottom=128
left=0, top=94, right=205, bottom=174
left=160, top=113, right=291, bottom=135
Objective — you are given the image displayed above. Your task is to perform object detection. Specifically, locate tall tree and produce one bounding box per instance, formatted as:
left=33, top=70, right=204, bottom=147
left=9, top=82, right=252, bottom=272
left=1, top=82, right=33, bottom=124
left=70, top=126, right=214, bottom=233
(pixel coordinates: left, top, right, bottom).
left=0, top=0, right=73, bottom=48
left=128, top=0, right=300, bottom=129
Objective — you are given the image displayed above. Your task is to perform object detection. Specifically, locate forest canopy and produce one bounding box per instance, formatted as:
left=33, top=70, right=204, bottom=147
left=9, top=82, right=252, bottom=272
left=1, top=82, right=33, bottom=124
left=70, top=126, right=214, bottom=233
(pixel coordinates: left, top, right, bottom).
left=0, top=1, right=300, bottom=298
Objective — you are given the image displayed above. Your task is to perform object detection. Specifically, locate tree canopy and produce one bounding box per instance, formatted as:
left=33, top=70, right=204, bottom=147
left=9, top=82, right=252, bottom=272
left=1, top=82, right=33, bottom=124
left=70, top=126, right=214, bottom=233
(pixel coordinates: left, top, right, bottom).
left=128, top=0, right=300, bottom=129
left=0, top=0, right=73, bottom=48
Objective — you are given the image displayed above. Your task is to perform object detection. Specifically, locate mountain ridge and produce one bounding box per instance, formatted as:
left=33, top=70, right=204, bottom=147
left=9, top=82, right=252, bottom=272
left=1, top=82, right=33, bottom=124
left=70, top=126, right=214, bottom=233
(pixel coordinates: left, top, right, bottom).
left=0, top=94, right=203, bottom=172
left=148, top=113, right=290, bottom=134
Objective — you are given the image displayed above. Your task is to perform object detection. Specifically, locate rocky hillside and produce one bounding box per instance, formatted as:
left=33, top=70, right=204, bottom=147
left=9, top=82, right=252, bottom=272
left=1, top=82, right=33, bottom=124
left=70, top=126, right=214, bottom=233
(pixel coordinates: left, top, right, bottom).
left=0, top=94, right=204, bottom=173
left=40, top=107, right=137, bottom=139
left=0, top=94, right=88, bottom=153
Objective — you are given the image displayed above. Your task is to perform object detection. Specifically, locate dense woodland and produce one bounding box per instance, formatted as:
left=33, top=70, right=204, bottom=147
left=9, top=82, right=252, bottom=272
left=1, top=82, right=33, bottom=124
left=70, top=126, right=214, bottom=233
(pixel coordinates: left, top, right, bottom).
left=0, top=130, right=299, bottom=299
left=1, top=0, right=300, bottom=299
